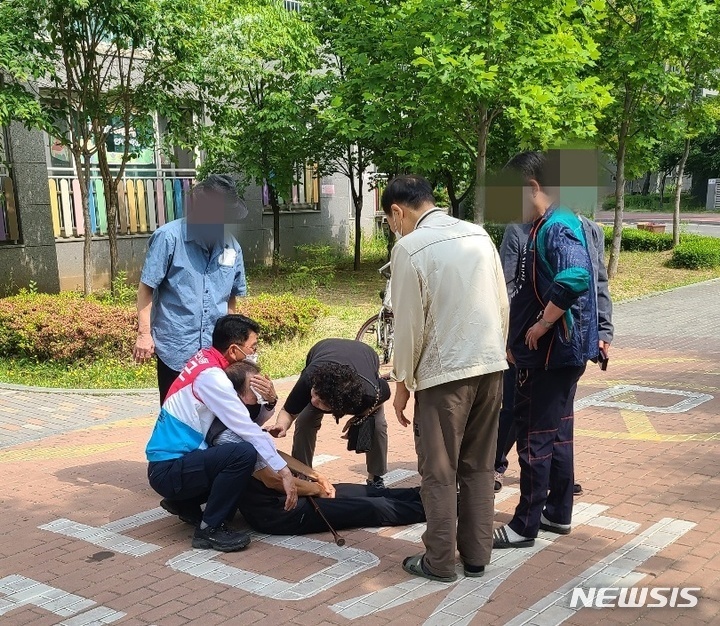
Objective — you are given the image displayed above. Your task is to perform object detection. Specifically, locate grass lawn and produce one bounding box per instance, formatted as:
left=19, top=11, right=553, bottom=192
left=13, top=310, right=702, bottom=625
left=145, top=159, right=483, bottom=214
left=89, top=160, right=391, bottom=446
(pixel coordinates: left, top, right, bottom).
left=1, top=247, right=719, bottom=389
left=609, top=250, right=720, bottom=301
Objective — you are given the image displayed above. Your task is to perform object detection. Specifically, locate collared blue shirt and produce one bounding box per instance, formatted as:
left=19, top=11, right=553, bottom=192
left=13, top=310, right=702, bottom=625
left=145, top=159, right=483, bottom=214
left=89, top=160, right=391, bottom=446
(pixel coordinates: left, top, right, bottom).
left=140, top=219, right=247, bottom=372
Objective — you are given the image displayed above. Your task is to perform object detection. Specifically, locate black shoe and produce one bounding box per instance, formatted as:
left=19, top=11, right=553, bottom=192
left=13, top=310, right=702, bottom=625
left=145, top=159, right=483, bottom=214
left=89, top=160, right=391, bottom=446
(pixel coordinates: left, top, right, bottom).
left=160, top=498, right=202, bottom=526
left=192, top=523, right=251, bottom=552
left=573, top=483, right=583, bottom=496
left=367, top=475, right=385, bottom=489
left=462, top=563, right=485, bottom=578
left=493, top=471, right=503, bottom=493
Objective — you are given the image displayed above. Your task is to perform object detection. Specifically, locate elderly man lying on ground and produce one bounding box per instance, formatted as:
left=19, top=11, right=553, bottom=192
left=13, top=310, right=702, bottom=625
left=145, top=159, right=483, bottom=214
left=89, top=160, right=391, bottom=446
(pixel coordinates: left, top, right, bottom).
left=162, top=361, right=425, bottom=535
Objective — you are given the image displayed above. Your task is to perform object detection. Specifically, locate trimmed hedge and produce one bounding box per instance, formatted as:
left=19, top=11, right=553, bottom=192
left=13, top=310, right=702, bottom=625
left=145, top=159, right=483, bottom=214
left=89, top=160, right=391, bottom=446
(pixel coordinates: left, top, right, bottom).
left=235, top=293, right=328, bottom=343
left=670, top=238, right=720, bottom=269
left=602, top=225, right=676, bottom=252
left=0, top=292, right=137, bottom=362
left=0, top=291, right=328, bottom=363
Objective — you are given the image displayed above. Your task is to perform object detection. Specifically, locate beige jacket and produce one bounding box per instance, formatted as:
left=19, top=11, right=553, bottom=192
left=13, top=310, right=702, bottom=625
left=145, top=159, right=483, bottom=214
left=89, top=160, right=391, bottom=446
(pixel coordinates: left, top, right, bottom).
left=391, top=209, right=509, bottom=391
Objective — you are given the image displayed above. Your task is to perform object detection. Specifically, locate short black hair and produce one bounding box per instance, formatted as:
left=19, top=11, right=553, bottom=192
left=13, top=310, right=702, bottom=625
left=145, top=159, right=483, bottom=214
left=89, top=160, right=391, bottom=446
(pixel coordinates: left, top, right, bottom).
left=309, top=362, right=365, bottom=418
left=212, top=314, right=260, bottom=353
left=381, top=174, right=435, bottom=214
left=503, top=151, right=556, bottom=188
left=226, top=360, right=261, bottom=394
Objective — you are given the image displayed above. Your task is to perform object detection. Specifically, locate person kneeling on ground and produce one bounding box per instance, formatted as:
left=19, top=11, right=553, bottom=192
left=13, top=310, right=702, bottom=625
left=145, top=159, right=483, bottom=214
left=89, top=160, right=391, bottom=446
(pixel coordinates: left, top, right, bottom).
left=145, top=315, right=297, bottom=553
left=208, top=361, right=426, bottom=535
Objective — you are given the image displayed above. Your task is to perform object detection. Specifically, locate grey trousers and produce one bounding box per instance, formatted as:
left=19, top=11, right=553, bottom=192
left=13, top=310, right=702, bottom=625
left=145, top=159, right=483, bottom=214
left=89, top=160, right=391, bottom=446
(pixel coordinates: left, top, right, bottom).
left=291, top=403, right=389, bottom=477
left=414, top=371, right=503, bottom=577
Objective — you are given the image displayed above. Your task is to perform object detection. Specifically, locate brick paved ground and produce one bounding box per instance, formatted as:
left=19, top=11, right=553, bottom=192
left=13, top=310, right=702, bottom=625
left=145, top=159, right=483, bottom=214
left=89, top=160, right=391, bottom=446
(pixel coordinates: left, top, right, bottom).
left=1, top=281, right=719, bottom=625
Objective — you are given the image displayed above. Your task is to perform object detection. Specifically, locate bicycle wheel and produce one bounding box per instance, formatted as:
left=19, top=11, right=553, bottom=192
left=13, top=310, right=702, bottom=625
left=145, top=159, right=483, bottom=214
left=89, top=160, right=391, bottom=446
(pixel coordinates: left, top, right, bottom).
left=356, top=314, right=394, bottom=376
left=356, top=314, right=390, bottom=365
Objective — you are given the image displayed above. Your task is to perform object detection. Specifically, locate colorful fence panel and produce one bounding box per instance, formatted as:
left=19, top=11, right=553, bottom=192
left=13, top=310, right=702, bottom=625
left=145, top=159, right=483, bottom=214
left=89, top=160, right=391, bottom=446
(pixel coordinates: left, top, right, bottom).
left=49, top=175, right=194, bottom=239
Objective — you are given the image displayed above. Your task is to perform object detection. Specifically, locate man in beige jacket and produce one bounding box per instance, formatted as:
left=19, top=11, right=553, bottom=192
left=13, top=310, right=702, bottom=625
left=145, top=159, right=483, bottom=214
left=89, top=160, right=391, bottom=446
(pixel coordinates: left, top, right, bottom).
left=383, top=175, right=509, bottom=583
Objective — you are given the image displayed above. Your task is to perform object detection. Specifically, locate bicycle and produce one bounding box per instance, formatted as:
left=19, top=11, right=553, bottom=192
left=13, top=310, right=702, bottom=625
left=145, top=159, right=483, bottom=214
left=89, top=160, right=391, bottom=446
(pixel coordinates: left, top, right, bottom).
left=355, top=262, right=394, bottom=367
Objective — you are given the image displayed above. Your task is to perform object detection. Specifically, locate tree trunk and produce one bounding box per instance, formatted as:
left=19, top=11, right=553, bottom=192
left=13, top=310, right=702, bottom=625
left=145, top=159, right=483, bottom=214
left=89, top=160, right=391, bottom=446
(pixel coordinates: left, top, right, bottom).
left=268, top=184, right=281, bottom=266
left=97, top=147, right=119, bottom=292
left=446, top=171, right=460, bottom=218
left=473, top=109, right=489, bottom=224
left=608, top=91, right=632, bottom=280
left=350, top=153, right=365, bottom=271
left=353, top=189, right=363, bottom=271
left=659, top=172, right=668, bottom=209
left=72, top=151, right=93, bottom=296
left=641, top=170, right=652, bottom=196
left=672, top=138, right=691, bottom=247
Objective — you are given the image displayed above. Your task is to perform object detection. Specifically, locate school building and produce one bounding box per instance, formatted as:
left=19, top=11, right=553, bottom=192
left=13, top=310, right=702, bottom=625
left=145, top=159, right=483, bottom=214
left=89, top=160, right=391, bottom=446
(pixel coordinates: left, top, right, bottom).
left=0, top=120, right=380, bottom=294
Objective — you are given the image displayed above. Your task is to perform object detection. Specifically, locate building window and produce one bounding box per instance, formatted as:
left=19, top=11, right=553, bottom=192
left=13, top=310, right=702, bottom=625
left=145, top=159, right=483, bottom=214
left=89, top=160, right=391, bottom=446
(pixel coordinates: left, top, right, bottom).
left=263, top=163, right=320, bottom=212
left=284, top=0, right=302, bottom=12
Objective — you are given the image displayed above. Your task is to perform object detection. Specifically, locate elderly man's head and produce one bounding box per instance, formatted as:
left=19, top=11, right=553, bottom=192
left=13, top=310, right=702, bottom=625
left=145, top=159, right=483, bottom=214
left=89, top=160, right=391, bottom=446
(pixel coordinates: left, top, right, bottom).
left=186, top=174, right=247, bottom=244
left=380, top=175, right=436, bottom=239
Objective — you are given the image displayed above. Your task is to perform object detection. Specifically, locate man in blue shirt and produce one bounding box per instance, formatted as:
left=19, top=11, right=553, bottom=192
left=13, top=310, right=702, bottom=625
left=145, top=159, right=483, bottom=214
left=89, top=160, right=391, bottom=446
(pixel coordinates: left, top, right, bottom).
left=133, top=175, right=248, bottom=403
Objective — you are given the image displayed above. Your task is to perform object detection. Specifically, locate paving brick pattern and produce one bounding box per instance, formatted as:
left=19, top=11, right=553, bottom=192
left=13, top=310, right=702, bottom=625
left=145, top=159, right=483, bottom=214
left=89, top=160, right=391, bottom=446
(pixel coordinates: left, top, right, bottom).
left=1, top=282, right=719, bottom=625
left=0, top=391, right=158, bottom=449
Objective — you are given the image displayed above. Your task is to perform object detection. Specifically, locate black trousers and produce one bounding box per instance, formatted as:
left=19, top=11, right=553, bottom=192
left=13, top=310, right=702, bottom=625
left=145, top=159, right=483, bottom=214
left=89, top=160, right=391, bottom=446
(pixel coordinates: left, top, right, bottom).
left=494, top=364, right=517, bottom=474
left=508, top=365, right=585, bottom=538
left=157, top=356, right=181, bottom=405
left=239, top=482, right=425, bottom=536
left=148, top=443, right=257, bottom=528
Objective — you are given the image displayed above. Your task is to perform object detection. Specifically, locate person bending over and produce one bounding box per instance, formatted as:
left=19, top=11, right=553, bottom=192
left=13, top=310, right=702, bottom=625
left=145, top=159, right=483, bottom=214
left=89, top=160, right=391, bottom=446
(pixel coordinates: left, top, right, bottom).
left=268, top=339, right=391, bottom=488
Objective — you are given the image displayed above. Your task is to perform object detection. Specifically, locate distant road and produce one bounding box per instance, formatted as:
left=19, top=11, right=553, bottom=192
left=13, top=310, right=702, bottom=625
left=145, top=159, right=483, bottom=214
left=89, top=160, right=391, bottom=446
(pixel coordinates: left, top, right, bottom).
left=595, top=210, right=720, bottom=237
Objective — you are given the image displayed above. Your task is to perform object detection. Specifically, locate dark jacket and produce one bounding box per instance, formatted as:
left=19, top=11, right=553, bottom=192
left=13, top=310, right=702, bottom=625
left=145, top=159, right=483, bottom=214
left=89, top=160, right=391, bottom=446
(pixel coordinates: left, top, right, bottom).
left=508, top=207, right=599, bottom=369
left=500, top=216, right=613, bottom=344
left=581, top=217, right=614, bottom=343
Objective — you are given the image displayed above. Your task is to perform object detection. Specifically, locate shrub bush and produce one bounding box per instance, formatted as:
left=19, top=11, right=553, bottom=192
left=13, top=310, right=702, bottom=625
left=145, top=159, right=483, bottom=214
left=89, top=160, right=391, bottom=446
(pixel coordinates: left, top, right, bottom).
left=0, top=291, right=137, bottom=362
left=235, top=293, right=328, bottom=343
left=0, top=291, right=329, bottom=363
left=484, top=223, right=506, bottom=250
left=602, top=225, right=676, bottom=252
left=670, top=238, right=720, bottom=269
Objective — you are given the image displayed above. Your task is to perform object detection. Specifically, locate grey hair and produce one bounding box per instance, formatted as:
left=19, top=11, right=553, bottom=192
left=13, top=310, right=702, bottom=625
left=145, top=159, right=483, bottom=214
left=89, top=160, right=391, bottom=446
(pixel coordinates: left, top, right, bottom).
left=193, top=174, right=247, bottom=220
left=193, top=174, right=239, bottom=199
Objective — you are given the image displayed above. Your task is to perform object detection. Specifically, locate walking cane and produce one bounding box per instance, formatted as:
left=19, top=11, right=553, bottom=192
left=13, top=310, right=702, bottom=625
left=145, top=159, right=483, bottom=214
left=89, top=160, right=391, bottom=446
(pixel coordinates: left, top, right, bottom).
left=308, top=496, right=346, bottom=546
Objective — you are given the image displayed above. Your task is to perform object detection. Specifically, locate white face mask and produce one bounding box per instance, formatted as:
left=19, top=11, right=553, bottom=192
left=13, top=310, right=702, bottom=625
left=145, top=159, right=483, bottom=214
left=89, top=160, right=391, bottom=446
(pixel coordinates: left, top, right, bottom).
left=392, top=214, right=404, bottom=240
left=244, top=353, right=259, bottom=365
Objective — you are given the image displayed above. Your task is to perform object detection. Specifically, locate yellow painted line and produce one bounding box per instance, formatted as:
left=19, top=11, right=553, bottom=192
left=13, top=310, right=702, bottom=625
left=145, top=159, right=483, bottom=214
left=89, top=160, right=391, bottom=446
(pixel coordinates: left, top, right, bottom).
left=576, top=393, right=719, bottom=442
left=0, top=442, right=133, bottom=462
left=620, top=409, right=657, bottom=435
left=87, top=416, right=156, bottom=430
left=609, top=357, right=703, bottom=365
left=576, top=429, right=717, bottom=442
